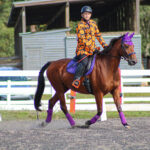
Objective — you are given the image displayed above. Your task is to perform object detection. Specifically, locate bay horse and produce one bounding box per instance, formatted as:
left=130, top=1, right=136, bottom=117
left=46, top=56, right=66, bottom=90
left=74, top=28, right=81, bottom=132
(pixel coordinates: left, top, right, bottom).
left=34, top=32, right=137, bottom=128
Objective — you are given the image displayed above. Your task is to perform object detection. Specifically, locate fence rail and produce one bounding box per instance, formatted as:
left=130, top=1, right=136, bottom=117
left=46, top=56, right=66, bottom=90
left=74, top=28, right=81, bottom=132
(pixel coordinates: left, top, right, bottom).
left=0, top=70, right=150, bottom=111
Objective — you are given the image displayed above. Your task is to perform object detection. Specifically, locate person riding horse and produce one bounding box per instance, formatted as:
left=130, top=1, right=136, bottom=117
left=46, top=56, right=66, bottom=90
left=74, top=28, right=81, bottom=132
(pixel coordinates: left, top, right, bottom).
left=72, top=6, right=108, bottom=88
left=34, top=5, right=137, bottom=129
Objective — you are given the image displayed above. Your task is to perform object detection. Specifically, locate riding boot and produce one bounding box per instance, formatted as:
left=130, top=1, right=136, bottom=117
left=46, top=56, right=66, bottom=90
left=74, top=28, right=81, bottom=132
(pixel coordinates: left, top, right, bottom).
left=72, top=63, right=85, bottom=88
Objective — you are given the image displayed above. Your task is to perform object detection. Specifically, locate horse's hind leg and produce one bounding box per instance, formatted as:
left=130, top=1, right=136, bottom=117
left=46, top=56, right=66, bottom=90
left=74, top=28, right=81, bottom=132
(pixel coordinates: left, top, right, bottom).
left=85, top=91, right=103, bottom=127
left=111, top=87, right=130, bottom=128
left=45, top=93, right=59, bottom=123
left=58, top=92, right=75, bottom=127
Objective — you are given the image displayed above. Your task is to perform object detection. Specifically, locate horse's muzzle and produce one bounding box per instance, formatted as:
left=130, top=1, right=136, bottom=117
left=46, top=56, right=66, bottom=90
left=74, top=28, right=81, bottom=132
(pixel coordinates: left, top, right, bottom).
left=128, top=59, right=137, bottom=66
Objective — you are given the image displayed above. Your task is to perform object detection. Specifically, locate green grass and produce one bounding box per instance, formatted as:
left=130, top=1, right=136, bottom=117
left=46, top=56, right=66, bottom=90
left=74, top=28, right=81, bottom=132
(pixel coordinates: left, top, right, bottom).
left=42, top=93, right=150, bottom=100
left=124, top=101, right=150, bottom=104
left=0, top=110, right=150, bottom=121
left=124, top=93, right=150, bottom=97
left=74, top=93, right=150, bottom=98
left=67, top=101, right=150, bottom=104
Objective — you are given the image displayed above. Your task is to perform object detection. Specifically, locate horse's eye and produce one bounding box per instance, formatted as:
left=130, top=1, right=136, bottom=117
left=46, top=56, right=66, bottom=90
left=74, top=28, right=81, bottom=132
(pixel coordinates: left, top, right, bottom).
left=124, top=45, right=129, bottom=48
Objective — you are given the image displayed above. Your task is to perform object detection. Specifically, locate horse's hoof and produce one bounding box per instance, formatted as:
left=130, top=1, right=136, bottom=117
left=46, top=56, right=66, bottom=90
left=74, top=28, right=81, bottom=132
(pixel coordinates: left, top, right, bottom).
left=71, top=125, right=77, bottom=129
left=85, top=120, right=91, bottom=126
left=41, top=121, right=48, bottom=127
left=82, top=124, right=90, bottom=128
left=124, top=124, right=131, bottom=129
left=77, top=125, right=90, bottom=128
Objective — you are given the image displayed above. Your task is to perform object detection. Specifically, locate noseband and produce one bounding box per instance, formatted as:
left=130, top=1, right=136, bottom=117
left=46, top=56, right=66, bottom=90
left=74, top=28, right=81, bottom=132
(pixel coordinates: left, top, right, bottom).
left=121, top=39, right=136, bottom=61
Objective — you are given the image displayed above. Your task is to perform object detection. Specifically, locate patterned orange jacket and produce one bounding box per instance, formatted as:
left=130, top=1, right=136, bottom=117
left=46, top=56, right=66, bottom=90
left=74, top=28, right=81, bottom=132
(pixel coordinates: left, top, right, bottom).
left=76, top=19, right=108, bottom=56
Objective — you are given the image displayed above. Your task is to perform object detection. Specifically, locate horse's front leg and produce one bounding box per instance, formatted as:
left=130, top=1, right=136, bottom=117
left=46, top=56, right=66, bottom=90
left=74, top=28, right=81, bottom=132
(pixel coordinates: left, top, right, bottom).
left=85, top=91, right=103, bottom=127
left=111, top=87, right=130, bottom=129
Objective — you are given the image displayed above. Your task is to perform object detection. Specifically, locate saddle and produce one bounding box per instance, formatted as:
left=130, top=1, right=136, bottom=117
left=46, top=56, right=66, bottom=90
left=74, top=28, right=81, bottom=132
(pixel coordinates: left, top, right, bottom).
left=67, top=54, right=96, bottom=76
left=67, top=54, right=96, bottom=93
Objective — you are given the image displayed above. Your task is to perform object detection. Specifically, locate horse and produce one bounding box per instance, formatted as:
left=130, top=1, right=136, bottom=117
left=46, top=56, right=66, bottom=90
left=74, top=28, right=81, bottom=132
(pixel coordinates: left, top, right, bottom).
left=34, top=32, right=137, bottom=128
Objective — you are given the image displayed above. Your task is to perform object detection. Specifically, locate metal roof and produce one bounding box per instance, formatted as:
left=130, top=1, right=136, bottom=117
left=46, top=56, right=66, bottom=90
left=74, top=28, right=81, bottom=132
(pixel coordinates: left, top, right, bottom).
left=12, top=0, right=91, bottom=7
left=19, top=28, right=70, bottom=36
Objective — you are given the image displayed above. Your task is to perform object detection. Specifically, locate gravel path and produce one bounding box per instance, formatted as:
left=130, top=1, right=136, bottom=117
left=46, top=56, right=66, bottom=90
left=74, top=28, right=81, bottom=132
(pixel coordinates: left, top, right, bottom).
left=0, top=118, right=150, bottom=150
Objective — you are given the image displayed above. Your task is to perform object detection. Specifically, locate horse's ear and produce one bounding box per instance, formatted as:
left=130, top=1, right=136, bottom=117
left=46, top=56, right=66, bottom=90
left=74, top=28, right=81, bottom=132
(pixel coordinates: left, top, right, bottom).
left=129, top=32, right=134, bottom=39
left=124, top=32, right=129, bottom=38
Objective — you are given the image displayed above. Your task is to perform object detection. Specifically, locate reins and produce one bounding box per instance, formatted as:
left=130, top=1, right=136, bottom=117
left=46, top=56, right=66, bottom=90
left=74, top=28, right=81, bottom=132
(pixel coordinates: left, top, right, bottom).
left=98, top=52, right=122, bottom=59
left=98, top=37, right=136, bottom=61
left=67, top=54, right=90, bottom=69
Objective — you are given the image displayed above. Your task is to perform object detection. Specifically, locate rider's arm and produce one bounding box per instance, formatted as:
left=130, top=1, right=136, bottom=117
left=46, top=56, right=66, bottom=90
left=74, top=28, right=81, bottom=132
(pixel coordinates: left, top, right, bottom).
left=76, top=24, right=93, bottom=49
left=95, top=24, right=108, bottom=48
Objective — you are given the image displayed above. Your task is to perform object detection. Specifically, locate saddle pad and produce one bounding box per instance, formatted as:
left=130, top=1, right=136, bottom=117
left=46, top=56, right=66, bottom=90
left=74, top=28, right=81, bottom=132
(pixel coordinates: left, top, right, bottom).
left=66, top=54, right=96, bottom=76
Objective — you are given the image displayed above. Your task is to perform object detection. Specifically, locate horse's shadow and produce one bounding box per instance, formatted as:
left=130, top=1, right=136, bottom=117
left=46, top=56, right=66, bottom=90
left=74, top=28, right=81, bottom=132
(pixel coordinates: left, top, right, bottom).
left=71, top=124, right=90, bottom=129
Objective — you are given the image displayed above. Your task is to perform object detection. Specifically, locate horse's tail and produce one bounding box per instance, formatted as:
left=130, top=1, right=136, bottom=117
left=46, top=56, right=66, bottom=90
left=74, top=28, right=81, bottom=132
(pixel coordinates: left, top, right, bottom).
left=34, top=62, right=51, bottom=111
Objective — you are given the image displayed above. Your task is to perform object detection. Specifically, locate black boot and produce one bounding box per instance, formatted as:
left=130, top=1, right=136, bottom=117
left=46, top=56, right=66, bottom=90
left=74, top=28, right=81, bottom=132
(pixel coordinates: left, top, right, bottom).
left=72, top=63, right=85, bottom=88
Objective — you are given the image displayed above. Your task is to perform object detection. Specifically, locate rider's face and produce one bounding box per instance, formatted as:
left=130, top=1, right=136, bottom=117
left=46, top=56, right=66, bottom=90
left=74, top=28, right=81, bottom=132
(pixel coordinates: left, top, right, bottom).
left=82, top=12, right=92, bottom=21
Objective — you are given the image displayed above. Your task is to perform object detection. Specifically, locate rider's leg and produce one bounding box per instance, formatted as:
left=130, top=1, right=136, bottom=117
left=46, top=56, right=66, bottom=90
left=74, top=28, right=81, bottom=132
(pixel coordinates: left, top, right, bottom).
left=72, top=54, right=88, bottom=88
left=72, top=63, right=85, bottom=88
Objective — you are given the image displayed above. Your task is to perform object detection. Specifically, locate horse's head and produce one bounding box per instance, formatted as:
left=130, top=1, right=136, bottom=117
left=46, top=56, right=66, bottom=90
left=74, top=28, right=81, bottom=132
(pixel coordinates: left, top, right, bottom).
left=120, top=32, right=137, bottom=65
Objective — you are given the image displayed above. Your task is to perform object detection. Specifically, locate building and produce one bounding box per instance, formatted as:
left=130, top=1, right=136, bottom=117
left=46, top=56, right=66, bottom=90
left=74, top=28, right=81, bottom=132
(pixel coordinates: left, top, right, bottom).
left=7, top=0, right=148, bottom=69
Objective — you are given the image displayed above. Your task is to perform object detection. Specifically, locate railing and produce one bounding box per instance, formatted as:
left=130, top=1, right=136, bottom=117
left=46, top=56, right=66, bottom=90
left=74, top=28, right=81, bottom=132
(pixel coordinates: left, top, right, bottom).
left=0, top=70, right=150, bottom=112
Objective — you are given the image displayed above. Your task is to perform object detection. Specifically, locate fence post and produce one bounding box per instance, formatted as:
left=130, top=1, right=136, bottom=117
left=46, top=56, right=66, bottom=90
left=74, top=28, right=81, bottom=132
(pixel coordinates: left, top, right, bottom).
left=51, top=87, right=55, bottom=96
left=119, top=68, right=123, bottom=104
left=0, top=114, right=2, bottom=122
left=100, top=99, right=107, bottom=121
left=70, top=90, right=76, bottom=113
left=7, top=80, right=11, bottom=105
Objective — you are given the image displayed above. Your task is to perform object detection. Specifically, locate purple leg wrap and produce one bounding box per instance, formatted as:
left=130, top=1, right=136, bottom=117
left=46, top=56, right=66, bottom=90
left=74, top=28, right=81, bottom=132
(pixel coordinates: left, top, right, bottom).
left=46, top=109, right=53, bottom=123
left=119, top=112, right=127, bottom=125
left=90, top=115, right=100, bottom=124
left=65, top=113, right=75, bottom=126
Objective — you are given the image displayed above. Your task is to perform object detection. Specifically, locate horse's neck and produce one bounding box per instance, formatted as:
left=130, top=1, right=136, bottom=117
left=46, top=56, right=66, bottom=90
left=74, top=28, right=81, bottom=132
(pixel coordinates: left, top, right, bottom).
left=109, top=47, right=121, bottom=70
left=101, top=46, right=121, bottom=72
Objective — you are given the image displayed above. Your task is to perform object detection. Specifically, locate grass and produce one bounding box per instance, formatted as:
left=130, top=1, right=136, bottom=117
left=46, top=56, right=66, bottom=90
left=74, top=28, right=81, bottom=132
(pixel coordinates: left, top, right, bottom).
left=67, top=101, right=150, bottom=104
left=42, top=93, right=150, bottom=100
left=124, top=101, right=150, bottom=104
left=0, top=110, right=150, bottom=121
left=1, top=93, right=148, bottom=121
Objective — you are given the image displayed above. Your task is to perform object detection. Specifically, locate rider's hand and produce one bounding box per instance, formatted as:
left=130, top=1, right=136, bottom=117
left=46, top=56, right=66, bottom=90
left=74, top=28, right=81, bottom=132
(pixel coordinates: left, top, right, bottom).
left=93, top=47, right=100, bottom=54
left=93, top=50, right=99, bottom=55
left=96, top=47, right=100, bottom=50
left=103, top=46, right=108, bottom=49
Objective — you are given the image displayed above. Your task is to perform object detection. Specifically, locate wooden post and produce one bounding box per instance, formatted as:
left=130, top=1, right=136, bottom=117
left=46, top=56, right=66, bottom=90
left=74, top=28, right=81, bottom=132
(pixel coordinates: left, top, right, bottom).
left=121, top=4, right=124, bottom=31
left=65, top=1, right=70, bottom=28
left=125, top=0, right=128, bottom=30
left=100, top=99, right=107, bottom=121
left=135, top=0, right=140, bottom=34
left=22, top=7, right=26, bottom=33
left=70, top=90, right=76, bottom=113
left=0, top=114, right=2, bottom=121
left=118, top=68, right=123, bottom=104
left=7, top=80, right=11, bottom=105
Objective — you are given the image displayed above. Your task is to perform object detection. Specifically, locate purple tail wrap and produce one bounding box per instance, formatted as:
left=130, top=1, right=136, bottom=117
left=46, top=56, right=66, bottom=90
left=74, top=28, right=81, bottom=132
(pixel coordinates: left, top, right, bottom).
left=90, top=114, right=100, bottom=124
left=66, top=113, right=75, bottom=126
left=46, top=109, right=53, bottom=123
left=119, top=112, right=127, bottom=125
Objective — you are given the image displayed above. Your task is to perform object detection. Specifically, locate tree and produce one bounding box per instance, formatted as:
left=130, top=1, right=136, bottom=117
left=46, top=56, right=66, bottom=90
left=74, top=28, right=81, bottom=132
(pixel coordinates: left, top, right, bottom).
left=0, top=0, right=14, bottom=57
left=140, top=5, right=150, bottom=56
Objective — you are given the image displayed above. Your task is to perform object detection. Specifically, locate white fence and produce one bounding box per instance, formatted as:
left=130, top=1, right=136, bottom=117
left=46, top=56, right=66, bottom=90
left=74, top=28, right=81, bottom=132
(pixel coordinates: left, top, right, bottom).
left=0, top=70, right=150, bottom=111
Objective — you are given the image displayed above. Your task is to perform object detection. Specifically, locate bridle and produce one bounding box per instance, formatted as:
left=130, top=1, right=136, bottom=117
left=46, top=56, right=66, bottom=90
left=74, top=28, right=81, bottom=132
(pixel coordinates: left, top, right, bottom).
left=121, top=39, right=136, bottom=61
left=100, top=37, right=136, bottom=61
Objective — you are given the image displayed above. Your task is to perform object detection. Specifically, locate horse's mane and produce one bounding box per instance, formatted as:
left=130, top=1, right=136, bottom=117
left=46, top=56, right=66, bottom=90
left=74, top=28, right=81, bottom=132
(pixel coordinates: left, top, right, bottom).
left=99, top=35, right=123, bottom=54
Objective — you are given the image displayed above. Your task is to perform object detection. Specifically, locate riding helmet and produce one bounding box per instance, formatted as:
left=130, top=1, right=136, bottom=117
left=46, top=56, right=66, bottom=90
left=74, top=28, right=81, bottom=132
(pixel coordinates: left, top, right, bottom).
left=81, top=6, right=92, bottom=14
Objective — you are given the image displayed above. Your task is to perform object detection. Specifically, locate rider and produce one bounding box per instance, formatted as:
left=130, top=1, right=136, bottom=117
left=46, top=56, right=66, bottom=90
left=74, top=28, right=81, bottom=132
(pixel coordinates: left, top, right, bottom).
left=72, top=6, right=108, bottom=88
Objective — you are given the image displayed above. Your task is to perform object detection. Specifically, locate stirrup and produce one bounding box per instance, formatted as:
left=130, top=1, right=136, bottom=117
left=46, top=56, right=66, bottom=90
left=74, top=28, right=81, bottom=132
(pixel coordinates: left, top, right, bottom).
left=72, top=79, right=81, bottom=88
